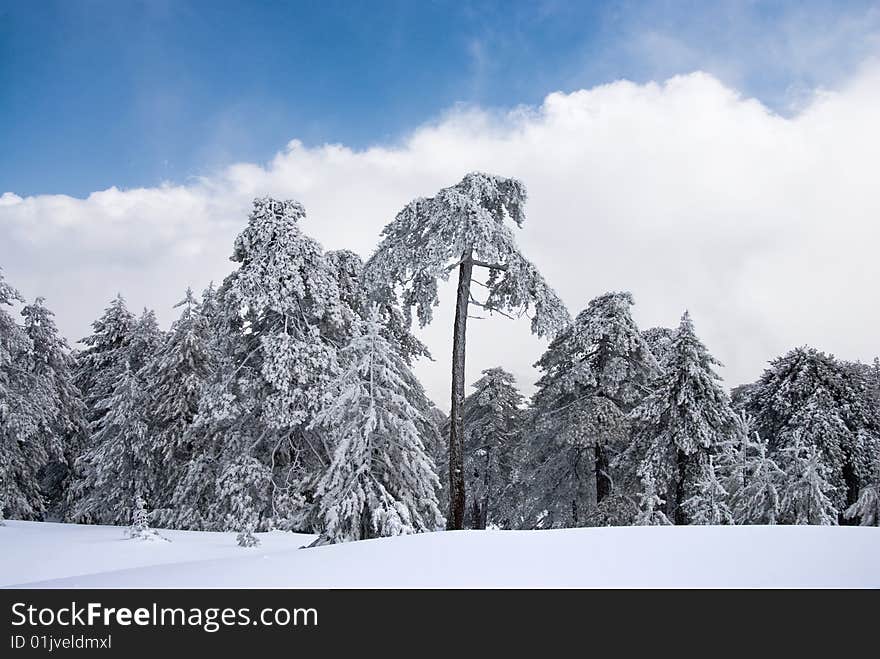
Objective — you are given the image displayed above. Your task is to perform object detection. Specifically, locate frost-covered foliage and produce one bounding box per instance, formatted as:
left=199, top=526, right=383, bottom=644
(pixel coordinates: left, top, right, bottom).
left=141, top=289, right=215, bottom=523
left=682, top=456, right=732, bottom=525
left=73, top=294, right=135, bottom=425
left=127, top=494, right=168, bottom=541
left=778, top=434, right=838, bottom=525
left=67, top=308, right=161, bottom=524
left=169, top=198, right=348, bottom=532
left=727, top=427, right=784, bottom=525
left=641, top=326, right=675, bottom=369
left=20, top=298, right=88, bottom=516
left=236, top=522, right=261, bottom=548
left=523, top=292, right=660, bottom=528
left=0, top=272, right=64, bottom=520
left=68, top=363, right=150, bottom=525
left=313, top=307, right=444, bottom=544
left=742, top=347, right=880, bottom=515
left=452, top=367, right=524, bottom=529
left=622, top=312, right=742, bottom=525
left=844, top=460, right=880, bottom=526
left=364, top=172, right=570, bottom=335
left=633, top=474, right=671, bottom=526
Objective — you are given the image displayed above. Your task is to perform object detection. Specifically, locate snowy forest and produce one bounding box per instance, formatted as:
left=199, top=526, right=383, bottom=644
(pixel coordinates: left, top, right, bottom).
left=1, top=172, right=879, bottom=547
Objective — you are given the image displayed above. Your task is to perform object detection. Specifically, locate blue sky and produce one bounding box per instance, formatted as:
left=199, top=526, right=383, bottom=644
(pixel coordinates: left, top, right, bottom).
left=2, top=0, right=878, bottom=198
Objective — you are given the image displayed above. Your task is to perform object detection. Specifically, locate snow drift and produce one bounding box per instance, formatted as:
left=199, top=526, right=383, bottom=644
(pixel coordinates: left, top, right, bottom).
left=1, top=521, right=878, bottom=588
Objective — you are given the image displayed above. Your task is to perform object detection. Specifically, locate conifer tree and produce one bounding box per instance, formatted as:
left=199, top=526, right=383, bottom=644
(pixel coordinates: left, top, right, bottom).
left=524, top=292, right=660, bottom=527
left=682, top=456, right=733, bottom=525
left=170, top=199, right=347, bottom=531
left=743, top=347, right=880, bottom=516
left=622, top=312, right=742, bottom=524
left=21, top=297, right=88, bottom=514
left=73, top=294, right=134, bottom=424
left=313, top=307, right=444, bottom=544
left=364, top=172, right=570, bottom=529
left=456, top=367, right=523, bottom=529
left=728, top=429, right=784, bottom=525
left=778, top=433, right=838, bottom=525
left=0, top=271, right=59, bottom=519
left=68, top=363, right=150, bottom=524
left=141, top=289, right=215, bottom=521
left=633, top=474, right=671, bottom=526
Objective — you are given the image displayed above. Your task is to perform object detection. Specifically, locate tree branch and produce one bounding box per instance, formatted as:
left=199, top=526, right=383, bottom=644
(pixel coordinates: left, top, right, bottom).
left=471, top=259, right=508, bottom=271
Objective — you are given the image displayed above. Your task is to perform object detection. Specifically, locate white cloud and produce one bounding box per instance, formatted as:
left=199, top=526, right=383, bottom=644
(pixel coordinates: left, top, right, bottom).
left=3, top=63, right=880, bottom=407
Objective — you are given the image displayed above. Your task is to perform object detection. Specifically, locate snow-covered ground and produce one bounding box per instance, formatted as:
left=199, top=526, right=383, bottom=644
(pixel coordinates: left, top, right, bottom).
left=1, top=520, right=878, bottom=588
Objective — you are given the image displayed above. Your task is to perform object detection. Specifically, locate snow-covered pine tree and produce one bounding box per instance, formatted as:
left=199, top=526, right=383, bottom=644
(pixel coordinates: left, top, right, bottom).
left=236, top=521, right=261, bottom=547
left=844, top=460, right=880, bottom=526
left=743, top=347, right=880, bottom=518
left=622, top=312, right=742, bottom=525
left=681, top=456, right=733, bottom=525
left=73, top=294, right=135, bottom=425
left=170, top=199, right=347, bottom=532
left=140, top=289, right=215, bottom=523
left=524, top=292, right=660, bottom=528
left=68, top=362, right=150, bottom=525
left=0, top=270, right=60, bottom=520
left=453, top=367, right=524, bottom=529
left=364, top=173, right=570, bottom=529
left=778, top=432, right=838, bottom=525
left=633, top=474, right=671, bottom=526
left=20, top=297, right=88, bottom=516
left=727, top=428, right=784, bottom=525
left=312, top=306, right=444, bottom=544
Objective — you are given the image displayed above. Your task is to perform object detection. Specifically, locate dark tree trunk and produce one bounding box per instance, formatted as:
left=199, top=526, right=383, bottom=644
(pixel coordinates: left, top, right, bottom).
left=447, top=249, right=473, bottom=530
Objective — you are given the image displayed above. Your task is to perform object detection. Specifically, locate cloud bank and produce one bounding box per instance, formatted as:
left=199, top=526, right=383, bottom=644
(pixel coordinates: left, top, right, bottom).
left=3, top=64, right=880, bottom=406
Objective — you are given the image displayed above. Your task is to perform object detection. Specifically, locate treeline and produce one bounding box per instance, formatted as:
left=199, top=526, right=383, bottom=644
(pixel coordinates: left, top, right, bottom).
left=1, top=174, right=878, bottom=543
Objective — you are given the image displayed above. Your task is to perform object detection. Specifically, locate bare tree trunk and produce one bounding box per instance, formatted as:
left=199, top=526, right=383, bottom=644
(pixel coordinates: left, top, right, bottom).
left=447, top=249, right=473, bottom=530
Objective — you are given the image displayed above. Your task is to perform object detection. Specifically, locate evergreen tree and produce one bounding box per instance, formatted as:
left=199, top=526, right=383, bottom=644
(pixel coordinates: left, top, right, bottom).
left=633, top=474, right=671, bottom=526
left=68, top=363, right=150, bottom=524
left=641, top=326, right=675, bottom=368
left=0, top=271, right=59, bottom=519
left=743, top=347, right=880, bottom=517
left=313, top=307, right=444, bottom=544
left=524, top=292, right=660, bottom=527
left=73, top=294, right=134, bottom=424
left=844, top=460, right=880, bottom=526
left=237, top=521, right=261, bottom=547
left=778, top=433, right=838, bottom=525
left=622, top=312, right=742, bottom=525
left=682, top=456, right=733, bottom=525
left=364, top=172, right=570, bottom=529
left=170, top=198, right=347, bottom=531
left=455, top=367, right=523, bottom=529
left=141, top=289, right=215, bottom=522
left=21, top=297, right=88, bottom=515
left=728, top=429, right=784, bottom=525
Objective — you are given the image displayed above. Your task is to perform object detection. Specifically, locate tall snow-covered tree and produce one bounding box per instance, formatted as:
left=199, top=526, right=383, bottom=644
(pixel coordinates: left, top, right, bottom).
left=364, top=172, right=570, bottom=529
left=0, top=271, right=59, bottom=519
left=20, top=297, right=88, bottom=515
left=778, top=433, right=838, bottom=525
left=452, top=367, right=524, bottom=529
left=170, top=198, right=347, bottom=531
left=73, top=294, right=134, bottom=424
left=313, top=307, right=444, bottom=544
left=524, top=292, right=659, bottom=528
left=742, top=347, right=880, bottom=517
left=622, top=312, right=742, bottom=525
left=141, top=289, right=215, bottom=521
